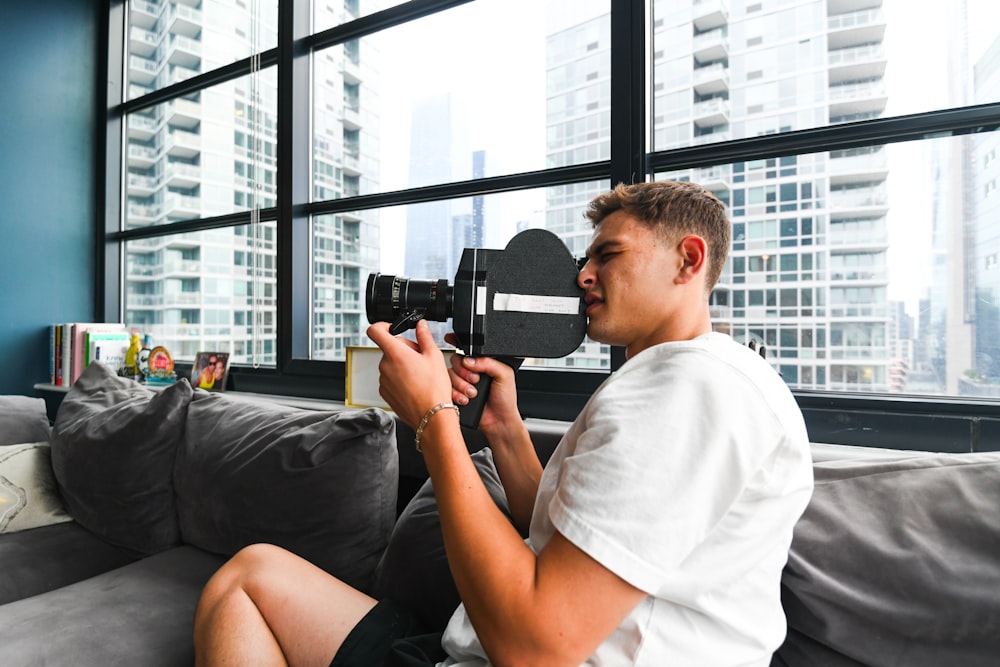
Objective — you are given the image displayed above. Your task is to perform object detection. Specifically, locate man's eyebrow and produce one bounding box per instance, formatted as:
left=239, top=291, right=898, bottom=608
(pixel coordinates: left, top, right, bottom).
left=585, top=239, right=623, bottom=258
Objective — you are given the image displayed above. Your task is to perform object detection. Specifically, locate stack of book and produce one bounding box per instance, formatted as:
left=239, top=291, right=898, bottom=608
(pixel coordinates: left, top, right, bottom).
left=48, top=323, right=130, bottom=387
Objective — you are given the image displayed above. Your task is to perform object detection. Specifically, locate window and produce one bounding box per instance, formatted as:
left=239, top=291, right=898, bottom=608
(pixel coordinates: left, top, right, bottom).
left=104, top=1, right=1000, bottom=421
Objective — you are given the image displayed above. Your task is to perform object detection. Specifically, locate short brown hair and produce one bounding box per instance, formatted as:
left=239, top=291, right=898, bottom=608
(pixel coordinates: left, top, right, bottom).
left=585, top=181, right=730, bottom=291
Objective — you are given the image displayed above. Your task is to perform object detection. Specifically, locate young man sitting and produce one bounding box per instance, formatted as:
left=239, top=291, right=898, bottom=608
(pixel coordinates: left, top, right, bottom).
left=193, top=180, right=814, bottom=667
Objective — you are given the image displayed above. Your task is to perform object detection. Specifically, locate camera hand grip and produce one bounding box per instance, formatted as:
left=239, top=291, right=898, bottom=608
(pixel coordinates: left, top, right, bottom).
left=459, top=356, right=523, bottom=429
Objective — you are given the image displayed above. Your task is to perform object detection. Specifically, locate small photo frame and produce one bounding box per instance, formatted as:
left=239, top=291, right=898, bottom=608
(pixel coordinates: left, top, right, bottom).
left=192, top=352, right=230, bottom=392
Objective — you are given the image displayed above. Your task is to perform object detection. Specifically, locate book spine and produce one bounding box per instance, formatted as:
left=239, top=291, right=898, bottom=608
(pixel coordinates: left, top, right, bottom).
left=62, top=323, right=72, bottom=387
left=50, top=324, right=58, bottom=386
left=71, top=324, right=86, bottom=385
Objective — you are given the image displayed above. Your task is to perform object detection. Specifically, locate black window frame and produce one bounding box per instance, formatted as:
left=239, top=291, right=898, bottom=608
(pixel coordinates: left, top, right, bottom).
left=101, top=0, right=1000, bottom=450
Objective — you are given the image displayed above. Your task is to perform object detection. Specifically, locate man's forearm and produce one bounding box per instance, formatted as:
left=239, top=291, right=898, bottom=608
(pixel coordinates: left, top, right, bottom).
left=419, top=418, right=555, bottom=665
left=485, top=424, right=543, bottom=534
left=419, top=415, right=642, bottom=667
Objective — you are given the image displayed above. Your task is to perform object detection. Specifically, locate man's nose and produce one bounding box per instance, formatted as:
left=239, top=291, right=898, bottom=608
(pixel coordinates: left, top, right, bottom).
left=577, top=258, right=595, bottom=287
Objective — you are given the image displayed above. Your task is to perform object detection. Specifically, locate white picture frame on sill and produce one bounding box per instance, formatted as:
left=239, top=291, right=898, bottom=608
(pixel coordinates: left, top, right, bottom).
left=346, top=346, right=456, bottom=410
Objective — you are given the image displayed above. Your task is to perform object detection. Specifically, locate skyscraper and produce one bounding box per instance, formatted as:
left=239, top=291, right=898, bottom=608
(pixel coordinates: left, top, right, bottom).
left=403, top=93, right=473, bottom=282
left=967, top=35, right=1000, bottom=395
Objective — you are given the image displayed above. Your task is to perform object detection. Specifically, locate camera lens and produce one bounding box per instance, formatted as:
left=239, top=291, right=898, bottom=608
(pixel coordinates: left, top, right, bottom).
left=366, top=273, right=452, bottom=325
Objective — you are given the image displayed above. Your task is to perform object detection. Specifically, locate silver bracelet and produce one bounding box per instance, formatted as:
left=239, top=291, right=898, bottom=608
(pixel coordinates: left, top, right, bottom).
left=414, top=402, right=460, bottom=452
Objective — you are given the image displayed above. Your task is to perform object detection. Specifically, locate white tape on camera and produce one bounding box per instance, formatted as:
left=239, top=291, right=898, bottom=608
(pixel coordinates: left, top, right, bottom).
left=493, top=293, right=580, bottom=315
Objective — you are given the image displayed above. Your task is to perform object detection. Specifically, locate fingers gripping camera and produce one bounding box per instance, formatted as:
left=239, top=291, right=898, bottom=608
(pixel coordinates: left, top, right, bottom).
left=366, top=228, right=587, bottom=427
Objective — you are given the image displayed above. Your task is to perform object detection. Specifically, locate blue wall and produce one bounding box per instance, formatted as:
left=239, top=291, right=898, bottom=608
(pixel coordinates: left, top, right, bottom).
left=0, top=2, right=101, bottom=396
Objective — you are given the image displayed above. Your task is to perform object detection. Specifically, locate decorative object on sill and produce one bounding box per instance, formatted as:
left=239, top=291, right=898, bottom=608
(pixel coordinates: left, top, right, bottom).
left=191, top=352, right=230, bottom=392
left=145, top=346, right=176, bottom=386
left=119, top=330, right=142, bottom=381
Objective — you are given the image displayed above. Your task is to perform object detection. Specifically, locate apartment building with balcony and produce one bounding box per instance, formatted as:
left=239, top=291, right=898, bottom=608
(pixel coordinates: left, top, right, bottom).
left=543, top=0, right=894, bottom=390
left=123, top=0, right=380, bottom=364
left=693, top=0, right=891, bottom=392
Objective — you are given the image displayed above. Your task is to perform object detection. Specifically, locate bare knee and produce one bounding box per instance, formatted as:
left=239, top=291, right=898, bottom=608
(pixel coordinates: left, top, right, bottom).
left=196, top=544, right=288, bottom=617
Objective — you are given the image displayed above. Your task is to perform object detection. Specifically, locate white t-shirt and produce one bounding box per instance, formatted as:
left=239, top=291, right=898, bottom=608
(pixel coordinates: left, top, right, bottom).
left=438, top=333, right=814, bottom=666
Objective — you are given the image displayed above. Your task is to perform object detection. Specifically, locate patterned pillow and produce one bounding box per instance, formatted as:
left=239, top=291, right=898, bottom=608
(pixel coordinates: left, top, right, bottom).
left=0, top=442, right=71, bottom=533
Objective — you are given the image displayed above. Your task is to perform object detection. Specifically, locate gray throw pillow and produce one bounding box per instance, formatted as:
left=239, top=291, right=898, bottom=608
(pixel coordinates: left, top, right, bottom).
left=0, top=396, right=51, bottom=446
left=50, top=362, right=193, bottom=556
left=774, top=450, right=1000, bottom=667
left=174, top=392, right=398, bottom=594
left=372, top=447, right=512, bottom=631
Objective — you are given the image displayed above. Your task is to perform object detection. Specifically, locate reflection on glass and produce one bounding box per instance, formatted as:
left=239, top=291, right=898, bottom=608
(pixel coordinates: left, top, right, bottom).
left=126, top=0, right=278, bottom=99
left=311, top=182, right=611, bottom=370
left=311, top=0, right=609, bottom=200
left=124, top=69, right=278, bottom=229
left=651, top=0, right=1000, bottom=151
left=312, top=0, right=409, bottom=33
left=124, top=223, right=278, bottom=366
left=660, top=128, right=1000, bottom=398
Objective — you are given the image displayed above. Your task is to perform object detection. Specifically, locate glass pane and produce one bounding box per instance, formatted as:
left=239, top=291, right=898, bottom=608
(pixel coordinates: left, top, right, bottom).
left=126, top=0, right=278, bottom=100
left=312, top=0, right=409, bottom=33
left=124, top=68, right=278, bottom=229
left=311, top=0, right=610, bottom=200
left=662, top=129, right=1000, bottom=397
left=651, top=0, right=1000, bottom=151
left=124, top=223, right=277, bottom=367
left=312, top=181, right=611, bottom=371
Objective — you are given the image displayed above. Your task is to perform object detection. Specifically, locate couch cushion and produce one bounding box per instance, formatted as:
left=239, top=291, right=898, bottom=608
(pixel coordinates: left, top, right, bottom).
left=772, top=449, right=1000, bottom=667
left=0, top=442, right=72, bottom=533
left=0, top=545, right=225, bottom=666
left=175, top=392, right=398, bottom=593
left=0, top=396, right=51, bottom=445
left=372, top=447, right=512, bottom=631
left=0, top=521, right=137, bottom=605
left=50, top=362, right=193, bottom=556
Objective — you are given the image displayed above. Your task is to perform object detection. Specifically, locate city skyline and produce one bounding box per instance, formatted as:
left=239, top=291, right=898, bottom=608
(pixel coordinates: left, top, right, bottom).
left=119, top=0, right=1000, bottom=397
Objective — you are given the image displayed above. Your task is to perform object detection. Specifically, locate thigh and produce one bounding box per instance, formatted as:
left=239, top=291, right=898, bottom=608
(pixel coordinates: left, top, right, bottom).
left=231, top=544, right=378, bottom=667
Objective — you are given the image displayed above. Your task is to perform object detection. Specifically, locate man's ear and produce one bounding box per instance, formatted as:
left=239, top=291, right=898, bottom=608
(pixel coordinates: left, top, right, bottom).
left=674, top=235, right=707, bottom=285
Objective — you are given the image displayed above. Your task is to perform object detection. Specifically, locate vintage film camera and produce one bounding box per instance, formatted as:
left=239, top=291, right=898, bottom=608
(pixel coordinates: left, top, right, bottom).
left=366, top=228, right=586, bottom=427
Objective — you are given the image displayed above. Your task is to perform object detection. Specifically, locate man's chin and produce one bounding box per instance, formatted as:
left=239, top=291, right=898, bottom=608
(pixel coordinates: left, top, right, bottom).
left=585, top=322, right=611, bottom=346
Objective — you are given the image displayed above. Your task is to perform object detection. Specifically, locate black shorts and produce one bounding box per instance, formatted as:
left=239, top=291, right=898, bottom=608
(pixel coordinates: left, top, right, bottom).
left=329, top=598, right=448, bottom=667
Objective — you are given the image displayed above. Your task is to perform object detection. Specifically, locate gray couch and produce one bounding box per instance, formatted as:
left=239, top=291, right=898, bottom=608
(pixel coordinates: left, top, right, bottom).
left=1, top=362, right=999, bottom=666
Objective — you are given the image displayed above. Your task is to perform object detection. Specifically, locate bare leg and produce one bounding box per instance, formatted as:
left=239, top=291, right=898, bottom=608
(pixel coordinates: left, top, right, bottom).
left=194, top=543, right=378, bottom=667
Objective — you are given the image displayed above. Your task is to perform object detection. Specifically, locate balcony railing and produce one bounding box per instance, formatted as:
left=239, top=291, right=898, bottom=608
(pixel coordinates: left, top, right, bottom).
left=828, top=42, right=886, bottom=66
left=828, top=8, right=885, bottom=31
left=829, top=185, right=888, bottom=208
left=829, top=79, right=886, bottom=101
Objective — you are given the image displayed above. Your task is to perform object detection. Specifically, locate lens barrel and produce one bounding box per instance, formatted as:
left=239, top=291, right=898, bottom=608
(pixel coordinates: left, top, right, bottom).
left=365, top=273, right=452, bottom=325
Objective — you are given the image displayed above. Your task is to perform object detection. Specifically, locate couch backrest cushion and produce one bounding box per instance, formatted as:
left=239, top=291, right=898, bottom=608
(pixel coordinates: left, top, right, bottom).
left=175, top=392, right=398, bottom=593
left=773, top=449, right=1000, bottom=667
left=50, top=362, right=193, bottom=556
left=0, top=396, right=52, bottom=445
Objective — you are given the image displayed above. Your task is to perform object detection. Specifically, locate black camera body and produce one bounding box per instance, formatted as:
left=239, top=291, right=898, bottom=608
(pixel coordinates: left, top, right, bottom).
left=366, top=228, right=587, bottom=427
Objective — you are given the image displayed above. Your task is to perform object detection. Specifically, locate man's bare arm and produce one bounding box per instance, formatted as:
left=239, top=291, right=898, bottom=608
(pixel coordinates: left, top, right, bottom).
left=420, top=415, right=646, bottom=666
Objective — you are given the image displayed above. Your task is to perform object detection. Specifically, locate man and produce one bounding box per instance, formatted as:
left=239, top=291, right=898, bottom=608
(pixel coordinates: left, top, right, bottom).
left=193, top=181, right=813, bottom=666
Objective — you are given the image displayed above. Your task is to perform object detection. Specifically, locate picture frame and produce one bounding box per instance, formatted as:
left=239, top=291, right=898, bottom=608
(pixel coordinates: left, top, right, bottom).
left=346, top=346, right=456, bottom=409
left=191, top=352, right=230, bottom=392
